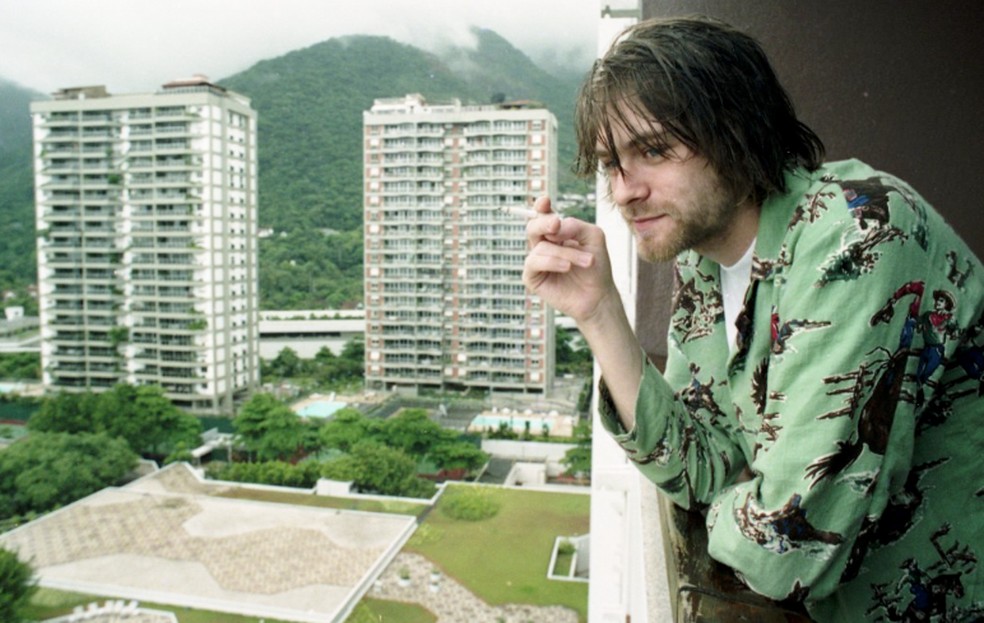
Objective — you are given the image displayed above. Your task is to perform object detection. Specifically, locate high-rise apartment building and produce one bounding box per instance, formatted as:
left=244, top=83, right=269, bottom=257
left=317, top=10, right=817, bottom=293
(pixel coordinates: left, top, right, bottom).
left=363, top=94, right=557, bottom=394
left=31, top=77, right=259, bottom=415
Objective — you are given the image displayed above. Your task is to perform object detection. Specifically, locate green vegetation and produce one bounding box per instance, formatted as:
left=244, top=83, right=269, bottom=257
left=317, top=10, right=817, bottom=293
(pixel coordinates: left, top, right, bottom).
left=0, top=79, right=39, bottom=295
left=562, top=418, right=592, bottom=481
left=28, top=384, right=203, bottom=458
left=556, top=326, right=593, bottom=377
left=232, top=392, right=316, bottom=462
left=346, top=598, right=436, bottom=623
left=262, top=339, right=364, bottom=391
left=259, top=229, right=364, bottom=310
left=215, top=486, right=428, bottom=517
left=321, top=439, right=437, bottom=498
left=0, top=352, right=40, bottom=380
left=0, top=385, right=204, bottom=523
left=211, top=404, right=488, bottom=499
left=553, top=539, right=576, bottom=576
left=207, top=459, right=323, bottom=488
left=0, top=546, right=36, bottom=623
left=439, top=485, right=502, bottom=521
left=0, top=431, right=137, bottom=520
left=22, top=588, right=293, bottom=623
left=408, top=485, right=589, bottom=621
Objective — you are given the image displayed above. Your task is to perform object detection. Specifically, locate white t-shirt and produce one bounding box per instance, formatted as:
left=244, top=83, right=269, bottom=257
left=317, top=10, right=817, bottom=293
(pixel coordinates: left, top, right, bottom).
left=720, top=240, right=756, bottom=353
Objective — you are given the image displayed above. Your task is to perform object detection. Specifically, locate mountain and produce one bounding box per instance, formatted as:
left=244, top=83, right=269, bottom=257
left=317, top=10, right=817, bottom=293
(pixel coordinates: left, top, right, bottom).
left=0, top=30, right=590, bottom=309
left=434, top=28, right=586, bottom=191
left=0, top=79, right=43, bottom=294
left=218, top=29, right=587, bottom=233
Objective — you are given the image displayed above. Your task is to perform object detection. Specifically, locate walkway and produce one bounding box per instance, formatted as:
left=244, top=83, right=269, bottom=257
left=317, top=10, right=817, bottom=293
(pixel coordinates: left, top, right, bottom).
left=373, top=552, right=578, bottom=623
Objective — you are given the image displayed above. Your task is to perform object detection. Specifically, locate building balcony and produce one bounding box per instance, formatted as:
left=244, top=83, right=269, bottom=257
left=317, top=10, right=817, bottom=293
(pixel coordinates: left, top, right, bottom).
left=129, top=273, right=198, bottom=285
left=40, top=131, right=86, bottom=142
left=129, top=206, right=198, bottom=219
left=130, top=330, right=201, bottom=346
left=152, top=108, right=200, bottom=122
left=39, top=114, right=81, bottom=127
left=39, top=145, right=83, bottom=158
left=79, top=132, right=120, bottom=143
left=370, top=368, right=443, bottom=381
left=130, top=285, right=195, bottom=298
left=129, top=223, right=196, bottom=233
left=49, top=349, right=119, bottom=365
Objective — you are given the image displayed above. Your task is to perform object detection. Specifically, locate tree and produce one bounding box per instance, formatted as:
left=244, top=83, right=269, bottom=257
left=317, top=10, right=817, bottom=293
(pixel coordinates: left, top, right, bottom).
left=28, top=391, right=99, bottom=435
left=0, top=546, right=36, bottom=623
left=488, top=420, right=519, bottom=440
left=339, top=336, right=365, bottom=362
left=428, top=441, right=489, bottom=473
left=309, top=338, right=365, bottom=388
left=323, top=440, right=435, bottom=498
left=208, top=460, right=322, bottom=488
left=0, top=352, right=40, bottom=380
left=93, top=385, right=202, bottom=457
left=319, top=453, right=360, bottom=484
left=556, top=326, right=593, bottom=376
left=0, top=432, right=137, bottom=518
left=562, top=418, right=592, bottom=481
left=233, top=393, right=308, bottom=462
left=29, top=385, right=202, bottom=458
left=318, top=408, right=377, bottom=452
left=265, top=347, right=304, bottom=379
left=378, top=408, right=455, bottom=457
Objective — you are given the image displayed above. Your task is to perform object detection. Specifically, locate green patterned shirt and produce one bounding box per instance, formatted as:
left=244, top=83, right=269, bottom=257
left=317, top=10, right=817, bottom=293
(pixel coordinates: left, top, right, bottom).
left=600, top=159, right=983, bottom=621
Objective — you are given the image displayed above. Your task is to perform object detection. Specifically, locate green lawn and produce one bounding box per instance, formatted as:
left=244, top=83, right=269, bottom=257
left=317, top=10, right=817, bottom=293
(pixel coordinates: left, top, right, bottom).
left=24, top=486, right=588, bottom=622
left=345, top=597, right=437, bottom=623
left=406, top=484, right=590, bottom=622
left=215, top=487, right=430, bottom=517
left=24, top=588, right=293, bottom=623
left=553, top=549, right=575, bottom=577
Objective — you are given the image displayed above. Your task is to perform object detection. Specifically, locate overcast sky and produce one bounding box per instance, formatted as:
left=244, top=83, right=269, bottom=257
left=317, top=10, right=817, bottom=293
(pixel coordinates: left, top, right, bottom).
left=0, top=0, right=602, bottom=95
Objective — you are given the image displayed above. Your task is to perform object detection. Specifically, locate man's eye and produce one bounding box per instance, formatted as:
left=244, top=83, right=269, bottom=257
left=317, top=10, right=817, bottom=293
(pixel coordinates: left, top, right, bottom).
left=643, top=146, right=667, bottom=159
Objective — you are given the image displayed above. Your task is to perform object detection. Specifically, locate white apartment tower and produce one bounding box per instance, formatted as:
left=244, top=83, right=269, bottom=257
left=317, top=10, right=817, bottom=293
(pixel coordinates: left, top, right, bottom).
left=31, top=77, right=259, bottom=415
left=363, top=94, right=557, bottom=394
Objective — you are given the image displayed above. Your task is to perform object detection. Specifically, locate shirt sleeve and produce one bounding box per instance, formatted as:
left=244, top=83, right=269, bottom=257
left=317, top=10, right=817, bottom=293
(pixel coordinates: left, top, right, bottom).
left=597, top=347, right=748, bottom=510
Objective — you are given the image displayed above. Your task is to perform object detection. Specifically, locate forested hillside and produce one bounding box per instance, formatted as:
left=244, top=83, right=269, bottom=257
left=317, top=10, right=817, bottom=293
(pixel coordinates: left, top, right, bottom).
left=0, top=79, right=41, bottom=298
left=0, top=29, right=589, bottom=310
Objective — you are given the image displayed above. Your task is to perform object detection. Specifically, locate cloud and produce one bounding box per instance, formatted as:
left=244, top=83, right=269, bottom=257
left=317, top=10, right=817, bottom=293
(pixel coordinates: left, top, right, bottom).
left=0, top=0, right=597, bottom=93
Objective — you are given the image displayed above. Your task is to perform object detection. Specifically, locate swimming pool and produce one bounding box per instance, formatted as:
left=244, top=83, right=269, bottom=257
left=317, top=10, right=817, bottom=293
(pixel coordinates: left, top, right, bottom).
left=295, top=400, right=348, bottom=419
left=471, top=414, right=553, bottom=433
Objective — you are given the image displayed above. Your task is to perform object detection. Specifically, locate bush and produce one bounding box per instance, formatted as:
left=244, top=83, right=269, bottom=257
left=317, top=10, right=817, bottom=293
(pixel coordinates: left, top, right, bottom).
left=440, top=486, right=501, bottom=521
left=206, top=460, right=322, bottom=488
left=557, top=539, right=576, bottom=556
left=0, top=546, right=36, bottom=623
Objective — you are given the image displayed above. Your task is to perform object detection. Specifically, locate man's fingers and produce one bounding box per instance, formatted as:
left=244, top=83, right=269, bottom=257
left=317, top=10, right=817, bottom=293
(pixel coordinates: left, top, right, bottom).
left=532, top=195, right=553, bottom=215
left=525, top=212, right=564, bottom=244
left=526, top=241, right=594, bottom=272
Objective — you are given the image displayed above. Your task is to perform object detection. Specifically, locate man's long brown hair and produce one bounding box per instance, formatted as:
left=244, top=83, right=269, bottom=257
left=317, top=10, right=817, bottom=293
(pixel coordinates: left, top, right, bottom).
left=575, top=16, right=825, bottom=205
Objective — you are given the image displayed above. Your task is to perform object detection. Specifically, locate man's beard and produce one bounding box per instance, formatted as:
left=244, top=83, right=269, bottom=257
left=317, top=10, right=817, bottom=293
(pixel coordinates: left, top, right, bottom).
left=631, top=188, right=740, bottom=263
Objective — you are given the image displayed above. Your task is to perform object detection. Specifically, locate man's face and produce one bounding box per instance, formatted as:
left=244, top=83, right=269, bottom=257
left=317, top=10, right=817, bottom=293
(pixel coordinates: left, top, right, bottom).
left=596, top=105, right=742, bottom=263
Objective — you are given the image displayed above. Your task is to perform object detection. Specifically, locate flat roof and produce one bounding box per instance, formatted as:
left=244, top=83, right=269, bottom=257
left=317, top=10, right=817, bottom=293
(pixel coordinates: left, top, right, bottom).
left=0, top=464, right=415, bottom=623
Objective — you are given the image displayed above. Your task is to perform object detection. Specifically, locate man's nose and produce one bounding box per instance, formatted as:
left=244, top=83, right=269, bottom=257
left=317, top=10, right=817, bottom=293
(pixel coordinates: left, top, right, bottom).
left=609, top=166, right=649, bottom=207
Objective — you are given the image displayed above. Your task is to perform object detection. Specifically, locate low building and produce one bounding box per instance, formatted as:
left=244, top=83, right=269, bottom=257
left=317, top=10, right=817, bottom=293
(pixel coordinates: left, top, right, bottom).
left=259, top=309, right=364, bottom=359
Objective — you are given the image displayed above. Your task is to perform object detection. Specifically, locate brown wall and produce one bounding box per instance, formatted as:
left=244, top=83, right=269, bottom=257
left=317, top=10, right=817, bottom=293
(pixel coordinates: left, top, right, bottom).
left=638, top=0, right=983, bottom=259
